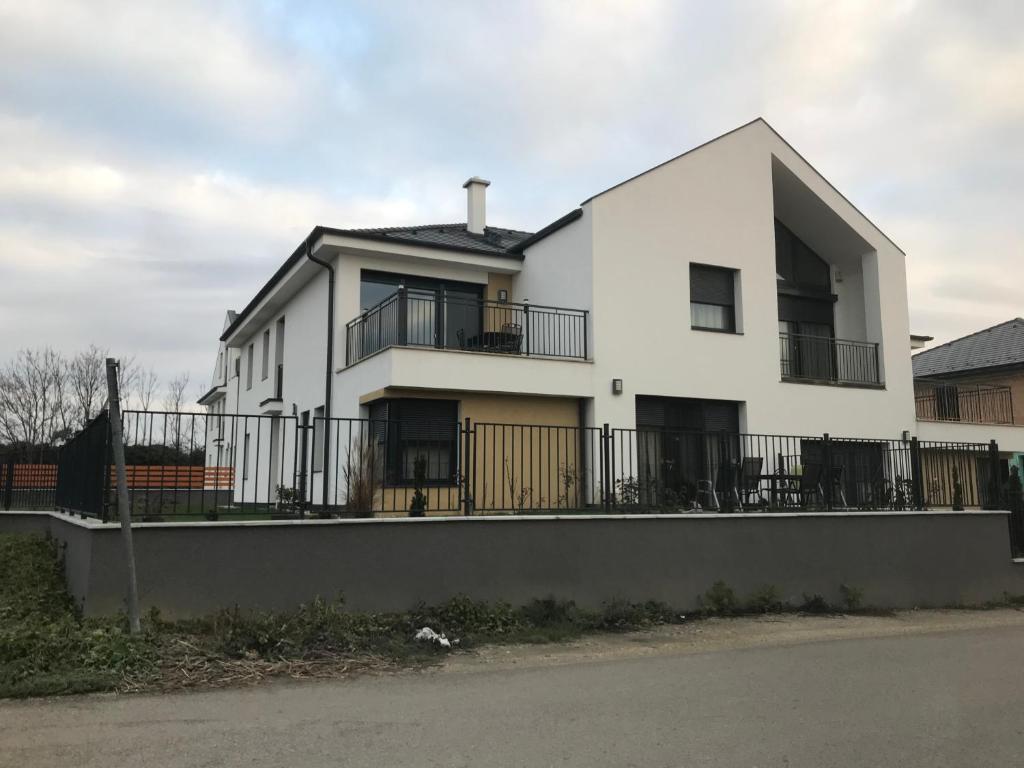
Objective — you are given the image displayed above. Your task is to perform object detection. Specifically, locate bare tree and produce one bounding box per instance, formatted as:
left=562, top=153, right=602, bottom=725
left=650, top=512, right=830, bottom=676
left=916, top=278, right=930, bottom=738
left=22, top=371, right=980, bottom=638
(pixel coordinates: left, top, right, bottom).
left=68, top=344, right=108, bottom=426
left=162, top=372, right=191, bottom=452
left=114, top=355, right=140, bottom=412
left=136, top=367, right=160, bottom=412
left=0, top=348, right=70, bottom=453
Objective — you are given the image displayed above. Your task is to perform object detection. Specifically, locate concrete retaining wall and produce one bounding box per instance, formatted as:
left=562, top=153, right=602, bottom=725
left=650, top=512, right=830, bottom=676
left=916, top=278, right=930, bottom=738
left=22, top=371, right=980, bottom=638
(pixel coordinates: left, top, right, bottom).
left=3, top=510, right=1023, bottom=618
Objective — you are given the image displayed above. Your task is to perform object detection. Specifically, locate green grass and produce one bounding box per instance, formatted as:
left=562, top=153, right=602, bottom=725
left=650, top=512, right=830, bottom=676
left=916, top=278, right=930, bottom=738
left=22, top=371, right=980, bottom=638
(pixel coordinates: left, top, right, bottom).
left=0, top=533, right=681, bottom=698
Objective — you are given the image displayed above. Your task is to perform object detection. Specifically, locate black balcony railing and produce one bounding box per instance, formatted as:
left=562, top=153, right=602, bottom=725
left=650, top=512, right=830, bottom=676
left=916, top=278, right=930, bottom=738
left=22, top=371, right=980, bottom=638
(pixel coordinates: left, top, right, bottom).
left=915, top=384, right=1014, bottom=424
left=779, top=333, right=881, bottom=386
left=345, top=289, right=588, bottom=365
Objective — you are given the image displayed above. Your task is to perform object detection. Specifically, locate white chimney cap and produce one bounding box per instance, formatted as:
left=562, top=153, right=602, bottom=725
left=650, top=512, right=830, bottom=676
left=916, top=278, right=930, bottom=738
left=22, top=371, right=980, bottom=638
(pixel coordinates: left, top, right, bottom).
left=462, top=176, right=491, bottom=189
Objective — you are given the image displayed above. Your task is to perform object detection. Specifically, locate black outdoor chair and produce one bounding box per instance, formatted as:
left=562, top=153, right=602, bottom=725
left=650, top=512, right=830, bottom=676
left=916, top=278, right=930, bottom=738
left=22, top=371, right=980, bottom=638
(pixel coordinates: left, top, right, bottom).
left=737, top=456, right=766, bottom=509
left=796, top=462, right=825, bottom=508
left=828, top=465, right=849, bottom=508
left=456, top=328, right=467, bottom=350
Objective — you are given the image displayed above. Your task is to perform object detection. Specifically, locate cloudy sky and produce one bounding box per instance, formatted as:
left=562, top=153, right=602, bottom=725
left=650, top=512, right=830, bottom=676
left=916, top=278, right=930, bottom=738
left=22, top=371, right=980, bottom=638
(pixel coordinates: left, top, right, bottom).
left=1, top=0, right=1021, bottom=394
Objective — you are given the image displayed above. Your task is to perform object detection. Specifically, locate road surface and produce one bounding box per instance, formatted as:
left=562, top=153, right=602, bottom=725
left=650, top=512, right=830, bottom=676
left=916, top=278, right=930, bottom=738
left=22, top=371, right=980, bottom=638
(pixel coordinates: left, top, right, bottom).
left=3, top=610, right=1024, bottom=767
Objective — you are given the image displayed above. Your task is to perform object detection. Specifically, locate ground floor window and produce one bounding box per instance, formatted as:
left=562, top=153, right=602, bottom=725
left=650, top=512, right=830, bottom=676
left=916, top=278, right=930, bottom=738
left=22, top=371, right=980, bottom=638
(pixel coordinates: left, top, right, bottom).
left=368, top=398, right=459, bottom=485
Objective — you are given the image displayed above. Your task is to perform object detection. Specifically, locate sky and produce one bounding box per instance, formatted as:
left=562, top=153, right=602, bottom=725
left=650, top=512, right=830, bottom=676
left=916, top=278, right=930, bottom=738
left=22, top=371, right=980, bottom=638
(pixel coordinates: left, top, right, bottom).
left=1, top=0, right=1022, bottom=395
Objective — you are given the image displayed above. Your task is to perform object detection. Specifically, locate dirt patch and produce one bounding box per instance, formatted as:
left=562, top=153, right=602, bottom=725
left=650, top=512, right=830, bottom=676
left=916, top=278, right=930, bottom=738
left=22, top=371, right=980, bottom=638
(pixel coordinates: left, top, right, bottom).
left=441, top=608, right=1024, bottom=674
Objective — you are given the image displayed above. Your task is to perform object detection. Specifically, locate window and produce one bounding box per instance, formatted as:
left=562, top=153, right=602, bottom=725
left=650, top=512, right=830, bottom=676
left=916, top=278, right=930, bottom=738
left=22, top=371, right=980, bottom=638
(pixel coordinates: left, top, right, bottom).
left=246, top=344, right=253, bottom=390
left=368, top=398, right=459, bottom=484
left=690, top=264, right=736, bottom=332
left=774, top=219, right=831, bottom=293
left=261, top=330, right=270, bottom=381
left=274, top=317, right=285, bottom=398
left=312, top=406, right=325, bottom=472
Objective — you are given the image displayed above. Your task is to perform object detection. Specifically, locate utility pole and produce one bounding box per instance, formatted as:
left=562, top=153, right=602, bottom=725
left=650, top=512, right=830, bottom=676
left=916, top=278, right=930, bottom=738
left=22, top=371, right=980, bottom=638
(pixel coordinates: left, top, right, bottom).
left=105, top=358, right=141, bottom=634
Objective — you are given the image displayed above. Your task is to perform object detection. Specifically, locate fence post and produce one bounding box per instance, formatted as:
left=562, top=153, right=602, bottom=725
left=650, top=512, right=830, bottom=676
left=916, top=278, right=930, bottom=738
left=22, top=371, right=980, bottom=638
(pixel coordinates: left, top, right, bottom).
left=601, top=423, right=611, bottom=513
left=462, top=417, right=473, bottom=516
left=986, top=439, right=1001, bottom=510
left=105, top=358, right=142, bottom=635
left=821, top=433, right=832, bottom=511
left=909, top=437, right=924, bottom=510
left=2, top=455, right=13, bottom=511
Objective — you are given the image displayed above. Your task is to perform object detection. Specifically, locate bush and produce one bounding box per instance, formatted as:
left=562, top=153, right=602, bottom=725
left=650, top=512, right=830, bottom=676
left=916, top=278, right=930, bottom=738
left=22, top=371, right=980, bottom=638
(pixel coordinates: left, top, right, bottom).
left=799, top=593, right=833, bottom=614
left=839, top=584, right=864, bottom=612
left=700, top=581, right=740, bottom=616
left=747, top=584, right=784, bottom=614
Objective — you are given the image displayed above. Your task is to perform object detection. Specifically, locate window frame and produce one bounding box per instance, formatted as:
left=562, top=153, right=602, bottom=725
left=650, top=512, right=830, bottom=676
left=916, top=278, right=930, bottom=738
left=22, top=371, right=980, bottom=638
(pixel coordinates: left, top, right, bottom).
left=261, top=329, right=270, bottom=381
left=246, top=344, right=254, bottom=390
left=689, top=263, right=738, bottom=333
left=369, top=398, right=460, bottom=486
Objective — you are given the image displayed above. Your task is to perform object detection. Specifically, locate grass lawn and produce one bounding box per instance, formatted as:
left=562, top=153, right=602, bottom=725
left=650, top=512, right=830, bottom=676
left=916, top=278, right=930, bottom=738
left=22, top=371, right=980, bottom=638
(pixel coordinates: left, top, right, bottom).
left=0, top=533, right=680, bottom=698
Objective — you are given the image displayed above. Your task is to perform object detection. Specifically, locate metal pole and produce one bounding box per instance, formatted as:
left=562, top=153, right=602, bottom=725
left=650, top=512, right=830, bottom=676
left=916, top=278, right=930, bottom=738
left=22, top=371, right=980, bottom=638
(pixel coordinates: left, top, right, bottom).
left=462, top=417, right=473, bottom=516
left=105, top=358, right=141, bottom=634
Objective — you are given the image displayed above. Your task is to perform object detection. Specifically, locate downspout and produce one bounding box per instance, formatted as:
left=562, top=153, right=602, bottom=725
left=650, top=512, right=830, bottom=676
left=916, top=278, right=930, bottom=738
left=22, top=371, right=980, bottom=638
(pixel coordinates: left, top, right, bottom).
left=305, top=234, right=334, bottom=511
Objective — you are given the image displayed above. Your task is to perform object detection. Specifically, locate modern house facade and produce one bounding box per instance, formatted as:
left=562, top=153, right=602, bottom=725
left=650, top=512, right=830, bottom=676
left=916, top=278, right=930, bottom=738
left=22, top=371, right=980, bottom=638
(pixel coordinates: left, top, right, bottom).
left=195, top=118, right=1000, bottom=513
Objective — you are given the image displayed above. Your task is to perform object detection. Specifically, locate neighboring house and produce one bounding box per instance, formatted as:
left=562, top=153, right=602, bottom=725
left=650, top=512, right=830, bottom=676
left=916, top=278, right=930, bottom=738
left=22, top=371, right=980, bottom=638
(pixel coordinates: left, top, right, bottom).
left=913, top=318, right=1024, bottom=478
left=197, top=118, right=1000, bottom=510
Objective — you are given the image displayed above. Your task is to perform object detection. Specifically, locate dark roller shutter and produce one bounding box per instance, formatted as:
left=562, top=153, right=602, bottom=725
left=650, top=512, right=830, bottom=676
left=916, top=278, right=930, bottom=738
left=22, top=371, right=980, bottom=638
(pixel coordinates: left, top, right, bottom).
left=701, top=402, right=739, bottom=433
left=635, top=396, right=666, bottom=429
left=395, top=399, right=458, bottom=440
left=690, top=264, right=735, bottom=306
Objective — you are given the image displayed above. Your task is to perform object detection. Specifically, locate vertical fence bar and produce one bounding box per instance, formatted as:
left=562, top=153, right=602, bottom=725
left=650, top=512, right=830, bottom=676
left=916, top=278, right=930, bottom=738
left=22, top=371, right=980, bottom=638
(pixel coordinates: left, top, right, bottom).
left=910, top=437, right=924, bottom=509
left=462, top=417, right=473, bottom=516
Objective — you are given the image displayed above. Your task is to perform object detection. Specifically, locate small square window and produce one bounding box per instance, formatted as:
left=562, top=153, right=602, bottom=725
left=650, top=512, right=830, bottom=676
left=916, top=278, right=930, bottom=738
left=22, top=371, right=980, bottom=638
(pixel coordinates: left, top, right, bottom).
left=690, top=264, right=737, bottom=332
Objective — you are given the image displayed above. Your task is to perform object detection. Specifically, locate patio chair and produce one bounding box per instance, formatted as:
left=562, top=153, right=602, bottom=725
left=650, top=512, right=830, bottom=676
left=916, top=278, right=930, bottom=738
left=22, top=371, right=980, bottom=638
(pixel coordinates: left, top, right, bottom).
left=827, top=465, right=849, bottom=508
left=501, top=322, right=523, bottom=353
left=696, top=462, right=739, bottom=512
left=796, top=462, right=824, bottom=508
left=456, top=328, right=467, bottom=350
left=737, top=456, right=766, bottom=509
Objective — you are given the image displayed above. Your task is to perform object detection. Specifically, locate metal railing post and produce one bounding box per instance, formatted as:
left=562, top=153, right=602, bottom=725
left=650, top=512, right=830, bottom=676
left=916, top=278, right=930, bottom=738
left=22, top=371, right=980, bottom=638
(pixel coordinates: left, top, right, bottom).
left=601, top=423, right=611, bottom=513
left=986, top=439, right=1001, bottom=510
left=822, top=433, right=832, bottom=511
left=462, top=417, right=473, bottom=516
left=583, top=310, right=589, bottom=360
left=909, top=437, right=924, bottom=509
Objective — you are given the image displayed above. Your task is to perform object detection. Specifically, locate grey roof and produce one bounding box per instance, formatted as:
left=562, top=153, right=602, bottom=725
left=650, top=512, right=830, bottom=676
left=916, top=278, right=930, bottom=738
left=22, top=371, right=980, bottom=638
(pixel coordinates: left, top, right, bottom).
left=333, top=223, right=533, bottom=256
left=912, top=318, right=1024, bottom=378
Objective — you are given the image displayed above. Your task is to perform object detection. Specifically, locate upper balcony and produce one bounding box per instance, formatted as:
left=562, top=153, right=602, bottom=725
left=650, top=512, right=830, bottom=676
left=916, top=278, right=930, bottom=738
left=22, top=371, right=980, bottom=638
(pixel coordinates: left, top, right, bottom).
left=779, top=332, right=882, bottom=387
left=345, top=288, right=589, bottom=366
left=915, top=383, right=1014, bottom=425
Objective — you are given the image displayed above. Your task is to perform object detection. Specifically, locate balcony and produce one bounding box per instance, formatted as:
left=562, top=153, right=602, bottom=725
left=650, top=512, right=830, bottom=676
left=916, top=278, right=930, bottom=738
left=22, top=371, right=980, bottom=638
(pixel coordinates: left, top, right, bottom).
left=915, top=384, right=1014, bottom=425
left=779, top=333, right=882, bottom=387
left=345, top=288, right=589, bottom=366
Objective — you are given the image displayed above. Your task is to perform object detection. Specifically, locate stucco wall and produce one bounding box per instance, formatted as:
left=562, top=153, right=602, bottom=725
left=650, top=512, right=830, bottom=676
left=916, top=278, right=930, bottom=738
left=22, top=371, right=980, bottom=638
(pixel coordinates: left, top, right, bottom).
left=4, top=511, right=1022, bottom=619
left=580, top=121, right=917, bottom=439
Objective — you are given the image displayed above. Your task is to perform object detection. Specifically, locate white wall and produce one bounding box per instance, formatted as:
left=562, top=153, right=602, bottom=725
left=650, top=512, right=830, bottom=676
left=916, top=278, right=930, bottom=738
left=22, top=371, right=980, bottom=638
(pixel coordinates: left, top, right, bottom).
left=581, top=120, right=917, bottom=439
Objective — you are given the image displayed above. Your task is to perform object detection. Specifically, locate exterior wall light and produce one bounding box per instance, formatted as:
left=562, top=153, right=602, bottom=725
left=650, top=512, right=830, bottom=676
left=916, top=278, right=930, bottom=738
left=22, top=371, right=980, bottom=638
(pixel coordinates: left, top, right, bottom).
left=612, top=378, right=623, bottom=395
left=497, top=288, right=508, bottom=303
left=901, top=429, right=911, bottom=442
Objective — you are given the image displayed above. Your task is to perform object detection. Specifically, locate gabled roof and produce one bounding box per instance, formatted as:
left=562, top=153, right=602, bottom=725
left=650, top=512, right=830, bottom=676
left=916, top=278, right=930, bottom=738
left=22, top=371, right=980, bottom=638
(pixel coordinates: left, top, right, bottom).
left=579, top=116, right=904, bottom=255
left=912, top=318, right=1024, bottom=378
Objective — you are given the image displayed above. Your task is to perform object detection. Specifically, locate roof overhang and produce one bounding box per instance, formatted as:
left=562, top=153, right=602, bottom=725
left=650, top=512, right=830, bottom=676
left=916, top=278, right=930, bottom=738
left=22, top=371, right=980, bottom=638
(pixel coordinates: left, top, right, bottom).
left=221, top=228, right=524, bottom=347
left=197, top=385, right=226, bottom=406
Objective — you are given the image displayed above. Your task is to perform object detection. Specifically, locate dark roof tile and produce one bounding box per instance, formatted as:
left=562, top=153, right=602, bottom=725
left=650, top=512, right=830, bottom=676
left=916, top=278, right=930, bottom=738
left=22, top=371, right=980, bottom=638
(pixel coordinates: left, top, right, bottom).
left=912, top=318, right=1024, bottom=378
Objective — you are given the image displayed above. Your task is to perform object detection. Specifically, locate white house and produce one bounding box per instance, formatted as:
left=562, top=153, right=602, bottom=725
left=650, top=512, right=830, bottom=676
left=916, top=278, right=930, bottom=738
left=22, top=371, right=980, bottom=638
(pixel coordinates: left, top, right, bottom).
left=198, top=118, right=1002, bottom=513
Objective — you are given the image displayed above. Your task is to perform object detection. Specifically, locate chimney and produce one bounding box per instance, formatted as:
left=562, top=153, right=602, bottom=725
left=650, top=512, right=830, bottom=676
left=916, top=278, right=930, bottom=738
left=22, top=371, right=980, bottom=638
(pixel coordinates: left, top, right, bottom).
left=463, top=176, right=490, bottom=234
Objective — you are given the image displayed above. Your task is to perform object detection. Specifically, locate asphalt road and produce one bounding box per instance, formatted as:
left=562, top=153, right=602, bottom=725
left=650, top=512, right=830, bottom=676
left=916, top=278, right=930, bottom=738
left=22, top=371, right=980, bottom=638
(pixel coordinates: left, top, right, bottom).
left=3, top=615, right=1024, bottom=768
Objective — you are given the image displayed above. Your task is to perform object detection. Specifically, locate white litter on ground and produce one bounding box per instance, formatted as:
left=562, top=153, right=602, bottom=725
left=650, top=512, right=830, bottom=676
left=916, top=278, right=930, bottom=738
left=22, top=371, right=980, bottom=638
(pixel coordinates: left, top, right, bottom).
left=414, top=626, right=456, bottom=649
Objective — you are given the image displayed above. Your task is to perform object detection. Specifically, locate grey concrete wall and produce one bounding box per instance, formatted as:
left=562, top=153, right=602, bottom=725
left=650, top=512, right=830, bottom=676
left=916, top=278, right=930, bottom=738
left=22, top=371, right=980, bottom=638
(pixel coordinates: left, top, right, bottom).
left=3, top=511, right=1024, bottom=618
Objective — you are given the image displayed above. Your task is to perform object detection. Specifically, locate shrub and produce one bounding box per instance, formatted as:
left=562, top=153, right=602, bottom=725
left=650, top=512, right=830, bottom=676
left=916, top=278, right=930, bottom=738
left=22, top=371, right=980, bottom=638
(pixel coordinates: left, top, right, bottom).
left=747, top=584, right=784, bottom=614
left=700, top=581, right=740, bottom=616
left=799, top=593, right=833, bottom=614
left=839, top=584, right=864, bottom=612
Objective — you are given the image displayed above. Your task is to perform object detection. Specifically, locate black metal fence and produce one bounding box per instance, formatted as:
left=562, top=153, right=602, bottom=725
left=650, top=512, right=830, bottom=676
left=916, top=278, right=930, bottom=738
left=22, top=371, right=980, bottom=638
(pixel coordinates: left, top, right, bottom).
left=1, top=445, right=60, bottom=511
left=345, top=289, right=588, bottom=365
left=47, top=410, right=1014, bottom=533
left=779, top=333, right=881, bottom=386
left=53, top=411, right=110, bottom=518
